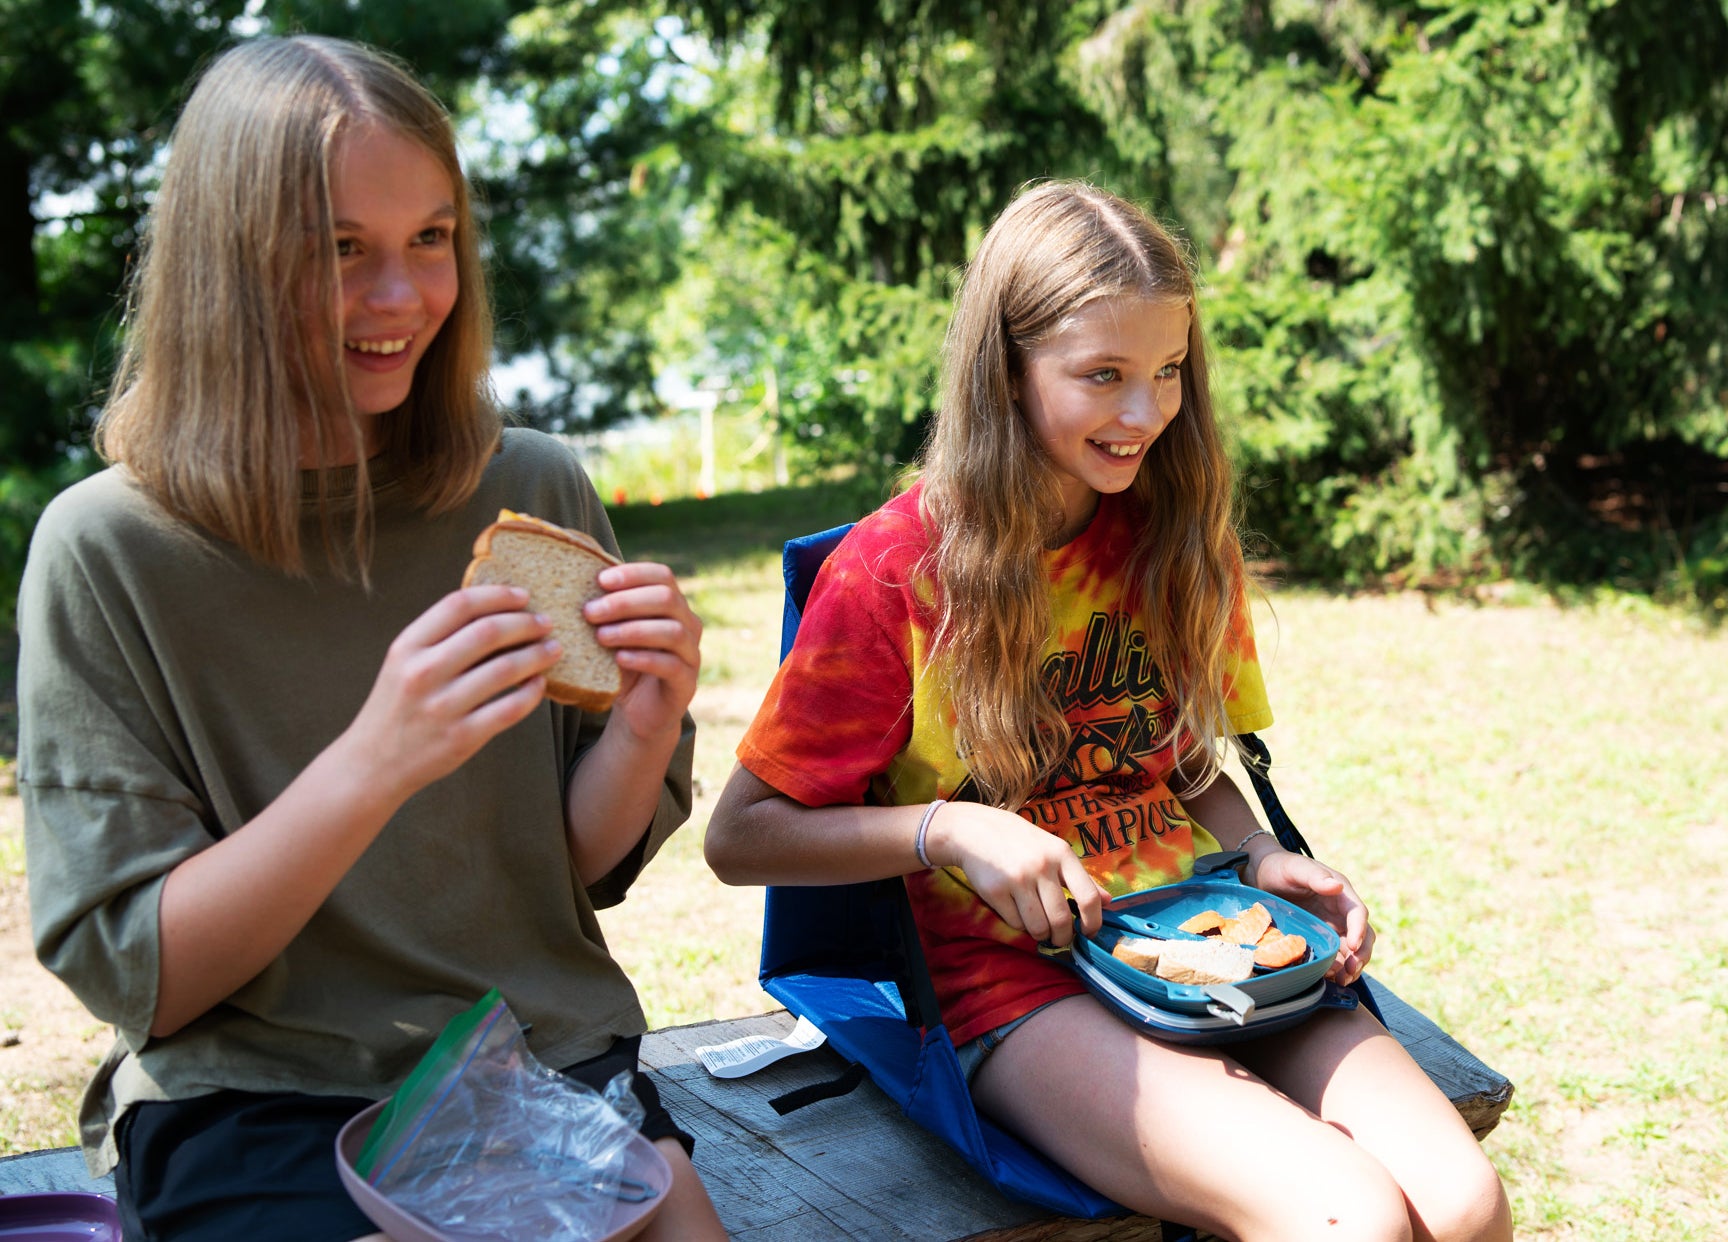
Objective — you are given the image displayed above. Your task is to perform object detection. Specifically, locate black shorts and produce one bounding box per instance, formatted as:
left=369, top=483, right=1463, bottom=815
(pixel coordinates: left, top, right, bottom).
left=114, top=1034, right=691, bottom=1242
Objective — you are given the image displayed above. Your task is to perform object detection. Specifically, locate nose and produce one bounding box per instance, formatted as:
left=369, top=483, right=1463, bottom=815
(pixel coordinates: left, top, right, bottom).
left=359, top=254, right=421, bottom=315
left=1121, top=381, right=1167, bottom=432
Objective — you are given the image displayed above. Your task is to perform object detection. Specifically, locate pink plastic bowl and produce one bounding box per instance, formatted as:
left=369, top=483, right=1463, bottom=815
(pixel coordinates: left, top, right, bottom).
left=333, top=1099, right=670, bottom=1242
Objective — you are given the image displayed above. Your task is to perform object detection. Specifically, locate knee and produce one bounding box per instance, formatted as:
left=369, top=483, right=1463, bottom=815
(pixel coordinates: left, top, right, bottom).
left=1328, top=1174, right=1415, bottom=1242
left=1414, top=1150, right=1512, bottom=1242
left=1248, top=1159, right=1413, bottom=1242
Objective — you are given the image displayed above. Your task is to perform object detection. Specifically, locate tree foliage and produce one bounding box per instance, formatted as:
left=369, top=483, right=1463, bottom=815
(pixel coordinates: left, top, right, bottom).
left=4, top=0, right=1726, bottom=625
left=1183, top=1, right=1728, bottom=600
left=679, top=0, right=1728, bottom=605
left=664, top=0, right=1146, bottom=470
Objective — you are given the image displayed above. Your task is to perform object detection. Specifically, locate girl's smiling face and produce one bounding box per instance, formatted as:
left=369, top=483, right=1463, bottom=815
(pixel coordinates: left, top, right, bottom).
left=326, top=123, right=459, bottom=435
left=1015, top=294, right=1190, bottom=542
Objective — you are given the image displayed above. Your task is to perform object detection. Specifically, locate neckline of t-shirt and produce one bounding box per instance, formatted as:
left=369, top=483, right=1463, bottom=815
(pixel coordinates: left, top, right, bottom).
left=1044, top=492, right=1113, bottom=558
left=299, top=454, right=404, bottom=505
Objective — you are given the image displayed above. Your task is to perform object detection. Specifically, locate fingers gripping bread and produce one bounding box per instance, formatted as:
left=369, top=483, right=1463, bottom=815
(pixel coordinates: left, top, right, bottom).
left=462, top=509, right=623, bottom=711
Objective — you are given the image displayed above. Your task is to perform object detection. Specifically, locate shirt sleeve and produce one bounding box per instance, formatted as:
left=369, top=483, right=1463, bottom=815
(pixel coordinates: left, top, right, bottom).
left=1223, top=574, right=1274, bottom=735
left=545, top=445, right=694, bottom=908
left=736, top=536, right=918, bottom=808
left=17, top=500, right=210, bottom=1045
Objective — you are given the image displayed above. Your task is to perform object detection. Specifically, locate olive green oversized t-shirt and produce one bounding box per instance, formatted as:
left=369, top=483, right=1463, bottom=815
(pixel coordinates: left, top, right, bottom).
left=18, top=428, right=693, bottom=1174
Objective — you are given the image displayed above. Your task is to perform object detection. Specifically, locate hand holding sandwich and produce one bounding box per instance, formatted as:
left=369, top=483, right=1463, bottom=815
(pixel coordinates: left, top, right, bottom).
left=563, top=558, right=701, bottom=885
left=154, top=518, right=698, bottom=1036
left=583, top=559, right=703, bottom=744
left=460, top=508, right=702, bottom=885
left=340, top=584, right=565, bottom=809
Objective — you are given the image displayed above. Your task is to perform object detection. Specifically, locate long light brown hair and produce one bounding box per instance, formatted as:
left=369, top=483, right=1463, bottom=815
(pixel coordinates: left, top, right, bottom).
left=921, top=181, right=1245, bottom=807
left=96, top=35, right=499, bottom=577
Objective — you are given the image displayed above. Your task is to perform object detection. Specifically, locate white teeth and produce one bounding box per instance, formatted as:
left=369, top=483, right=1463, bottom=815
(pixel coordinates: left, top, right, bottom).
left=1094, top=441, right=1142, bottom=457
left=346, top=337, right=411, bottom=355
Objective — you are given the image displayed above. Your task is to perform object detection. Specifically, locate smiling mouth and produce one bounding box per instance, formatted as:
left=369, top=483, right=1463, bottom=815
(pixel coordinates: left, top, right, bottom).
left=345, top=336, right=412, bottom=355
left=1092, top=441, right=1143, bottom=458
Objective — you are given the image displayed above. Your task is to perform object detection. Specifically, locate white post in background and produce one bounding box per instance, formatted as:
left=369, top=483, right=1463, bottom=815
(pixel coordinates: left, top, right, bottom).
left=699, top=400, right=717, bottom=498
left=765, top=364, right=788, bottom=486
left=690, top=381, right=722, bottom=498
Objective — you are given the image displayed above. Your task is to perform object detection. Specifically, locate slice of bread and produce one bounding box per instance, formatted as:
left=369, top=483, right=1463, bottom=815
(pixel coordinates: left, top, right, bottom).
left=462, top=509, right=623, bottom=711
left=1153, top=939, right=1255, bottom=986
left=1110, top=936, right=1165, bottom=975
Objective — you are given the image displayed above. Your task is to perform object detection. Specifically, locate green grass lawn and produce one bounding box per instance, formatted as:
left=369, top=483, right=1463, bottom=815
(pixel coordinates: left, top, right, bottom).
left=4, top=483, right=1725, bottom=1238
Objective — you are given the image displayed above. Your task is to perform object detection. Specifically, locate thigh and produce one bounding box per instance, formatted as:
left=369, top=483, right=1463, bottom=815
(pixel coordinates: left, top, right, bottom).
left=116, top=1090, right=379, bottom=1242
left=970, top=995, right=1412, bottom=1242
left=637, top=1138, right=727, bottom=1242
left=1231, top=1005, right=1510, bottom=1241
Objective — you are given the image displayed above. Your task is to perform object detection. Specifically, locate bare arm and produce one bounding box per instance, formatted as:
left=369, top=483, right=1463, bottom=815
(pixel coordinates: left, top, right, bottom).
left=154, top=585, right=561, bottom=1038
left=706, top=765, right=1109, bottom=947
left=563, top=562, right=702, bottom=885
left=1177, top=758, right=1374, bottom=984
left=1171, top=761, right=1286, bottom=876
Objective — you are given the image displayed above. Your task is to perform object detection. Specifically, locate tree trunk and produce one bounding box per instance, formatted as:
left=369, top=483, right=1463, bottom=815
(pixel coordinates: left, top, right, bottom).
left=0, top=135, right=40, bottom=342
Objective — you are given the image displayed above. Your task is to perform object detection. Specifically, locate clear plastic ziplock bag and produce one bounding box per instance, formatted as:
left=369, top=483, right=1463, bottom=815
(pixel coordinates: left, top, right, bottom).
left=354, top=988, right=647, bottom=1241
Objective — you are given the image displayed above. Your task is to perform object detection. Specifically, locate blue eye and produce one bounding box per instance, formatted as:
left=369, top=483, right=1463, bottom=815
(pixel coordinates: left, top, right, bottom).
left=1091, top=368, right=1119, bottom=383
left=1157, top=362, right=1182, bottom=380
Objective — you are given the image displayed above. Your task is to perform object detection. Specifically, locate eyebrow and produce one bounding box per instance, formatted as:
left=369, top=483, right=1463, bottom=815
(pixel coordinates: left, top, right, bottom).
left=1075, top=347, right=1189, bottom=367
left=333, top=204, right=459, bottom=230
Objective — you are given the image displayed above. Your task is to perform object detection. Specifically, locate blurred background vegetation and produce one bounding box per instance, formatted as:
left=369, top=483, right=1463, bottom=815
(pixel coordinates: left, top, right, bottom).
left=4, top=0, right=1727, bottom=631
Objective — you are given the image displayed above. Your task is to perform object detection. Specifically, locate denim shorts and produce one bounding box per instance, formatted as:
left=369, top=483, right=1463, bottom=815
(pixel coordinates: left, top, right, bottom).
left=954, top=998, right=1066, bottom=1085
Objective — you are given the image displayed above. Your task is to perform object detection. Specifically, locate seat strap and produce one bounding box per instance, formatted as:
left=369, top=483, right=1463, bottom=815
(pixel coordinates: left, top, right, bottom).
left=768, top=1061, right=869, bottom=1115
left=1237, top=732, right=1315, bottom=858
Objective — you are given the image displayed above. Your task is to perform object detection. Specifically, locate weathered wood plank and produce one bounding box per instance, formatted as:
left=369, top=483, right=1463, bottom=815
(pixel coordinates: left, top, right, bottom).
left=1358, top=977, right=1514, bottom=1140
left=0, top=1147, right=114, bottom=1197
left=642, top=1013, right=1169, bottom=1242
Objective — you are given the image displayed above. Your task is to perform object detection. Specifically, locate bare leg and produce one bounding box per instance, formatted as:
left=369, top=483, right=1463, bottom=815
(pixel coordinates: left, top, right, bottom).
left=635, top=1137, right=727, bottom=1241
left=972, top=995, right=1416, bottom=1242
left=1230, top=1005, right=1511, bottom=1242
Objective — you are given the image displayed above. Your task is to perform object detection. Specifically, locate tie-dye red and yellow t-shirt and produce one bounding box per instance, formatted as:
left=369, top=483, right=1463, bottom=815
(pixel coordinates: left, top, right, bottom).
left=738, top=485, right=1272, bottom=1045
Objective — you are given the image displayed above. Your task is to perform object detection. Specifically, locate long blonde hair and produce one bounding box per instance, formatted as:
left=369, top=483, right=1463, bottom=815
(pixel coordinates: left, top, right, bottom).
left=96, top=35, right=499, bottom=577
left=922, top=181, right=1244, bottom=807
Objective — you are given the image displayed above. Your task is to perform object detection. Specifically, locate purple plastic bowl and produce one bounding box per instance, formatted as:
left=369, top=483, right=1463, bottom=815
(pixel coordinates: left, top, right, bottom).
left=0, top=1192, right=121, bottom=1241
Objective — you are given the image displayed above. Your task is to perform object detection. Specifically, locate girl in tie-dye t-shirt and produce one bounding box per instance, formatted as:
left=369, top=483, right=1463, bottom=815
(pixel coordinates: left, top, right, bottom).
left=707, top=182, right=1510, bottom=1242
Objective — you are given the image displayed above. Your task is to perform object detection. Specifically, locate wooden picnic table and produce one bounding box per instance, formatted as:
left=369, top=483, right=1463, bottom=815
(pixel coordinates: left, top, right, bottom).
left=641, top=1010, right=1169, bottom=1241
left=640, top=980, right=1510, bottom=1240
left=2, top=991, right=1510, bottom=1240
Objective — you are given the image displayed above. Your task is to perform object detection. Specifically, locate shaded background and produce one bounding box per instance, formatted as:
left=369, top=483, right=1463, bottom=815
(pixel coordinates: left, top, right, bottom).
left=4, top=0, right=1727, bottom=629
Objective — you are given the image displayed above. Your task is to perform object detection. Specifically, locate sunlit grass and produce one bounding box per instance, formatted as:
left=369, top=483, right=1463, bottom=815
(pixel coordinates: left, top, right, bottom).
left=604, top=568, right=1728, bottom=1239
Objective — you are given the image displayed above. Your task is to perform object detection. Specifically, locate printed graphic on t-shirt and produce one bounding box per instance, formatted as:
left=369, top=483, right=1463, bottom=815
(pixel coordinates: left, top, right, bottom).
left=947, top=607, right=1198, bottom=896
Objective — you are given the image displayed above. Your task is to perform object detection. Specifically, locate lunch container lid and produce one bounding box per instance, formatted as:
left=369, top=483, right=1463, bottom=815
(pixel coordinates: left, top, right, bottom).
left=1071, top=948, right=1334, bottom=1045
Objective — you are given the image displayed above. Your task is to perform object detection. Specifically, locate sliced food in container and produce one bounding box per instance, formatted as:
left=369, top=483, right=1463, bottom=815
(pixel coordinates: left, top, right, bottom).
left=1071, top=866, right=1341, bottom=1029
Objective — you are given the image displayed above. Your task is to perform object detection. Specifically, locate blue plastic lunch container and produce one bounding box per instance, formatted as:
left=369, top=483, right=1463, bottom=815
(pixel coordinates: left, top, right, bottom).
left=1063, top=854, right=1355, bottom=1044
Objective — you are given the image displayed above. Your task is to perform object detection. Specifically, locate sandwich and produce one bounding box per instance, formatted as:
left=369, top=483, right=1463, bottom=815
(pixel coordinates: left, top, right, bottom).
left=1152, top=939, right=1255, bottom=986
left=462, top=509, right=623, bottom=711
left=1110, top=936, right=1164, bottom=974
